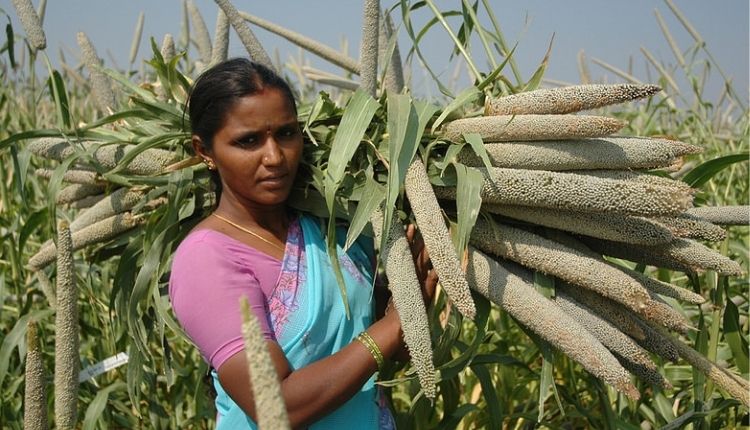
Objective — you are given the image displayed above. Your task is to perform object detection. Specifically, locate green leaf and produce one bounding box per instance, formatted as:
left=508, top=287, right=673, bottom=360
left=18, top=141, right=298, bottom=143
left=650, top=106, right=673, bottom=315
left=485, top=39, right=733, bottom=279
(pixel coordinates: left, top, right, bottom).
left=423, top=0, right=482, bottom=82
left=126, top=344, right=144, bottom=417
left=682, top=152, right=749, bottom=187
left=523, top=34, right=554, bottom=92
left=322, top=89, right=379, bottom=317
left=0, top=309, right=54, bottom=388
left=537, top=354, right=554, bottom=422
left=384, top=95, right=418, bottom=248
left=345, top=176, right=385, bottom=250
left=83, top=382, right=127, bottom=430
left=324, top=89, right=379, bottom=189
left=43, top=55, right=72, bottom=129
left=462, top=133, right=493, bottom=171
left=653, top=390, right=676, bottom=423
left=398, top=0, right=456, bottom=97
left=452, top=164, right=482, bottom=254
left=19, top=207, right=48, bottom=256
left=661, top=411, right=707, bottom=430
left=723, top=292, right=749, bottom=375
left=471, top=364, right=503, bottom=429
left=47, top=152, right=80, bottom=215
left=693, top=312, right=707, bottom=406
left=475, top=43, right=517, bottom=91
left=5, top=21, right=14, bottom=68
left=0, top=129, right=65, bottom=152
left=382, top=95, right=436, bottom=254
left=9, top=145, right=27, bottom=205
left=431, top=86, right=481, bottom=134
left=436, top=403, right=478, bottom=430
left=106, top=131, right=184, bottom=176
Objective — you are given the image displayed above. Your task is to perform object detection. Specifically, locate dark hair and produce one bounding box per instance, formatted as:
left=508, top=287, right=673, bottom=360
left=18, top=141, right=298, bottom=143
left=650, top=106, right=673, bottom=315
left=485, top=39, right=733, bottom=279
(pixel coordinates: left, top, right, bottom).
left=186, top=58, right=297, bottom=201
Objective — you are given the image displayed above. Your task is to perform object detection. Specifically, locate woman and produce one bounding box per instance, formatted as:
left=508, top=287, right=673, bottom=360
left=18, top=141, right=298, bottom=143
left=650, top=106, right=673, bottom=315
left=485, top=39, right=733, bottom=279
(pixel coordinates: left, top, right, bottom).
left=169, top=58, right=436, bottom=429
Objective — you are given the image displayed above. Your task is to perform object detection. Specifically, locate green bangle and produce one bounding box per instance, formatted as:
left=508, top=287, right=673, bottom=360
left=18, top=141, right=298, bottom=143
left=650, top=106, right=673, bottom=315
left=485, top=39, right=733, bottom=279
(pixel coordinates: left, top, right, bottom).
left=356, top=331, right=384, bottom=371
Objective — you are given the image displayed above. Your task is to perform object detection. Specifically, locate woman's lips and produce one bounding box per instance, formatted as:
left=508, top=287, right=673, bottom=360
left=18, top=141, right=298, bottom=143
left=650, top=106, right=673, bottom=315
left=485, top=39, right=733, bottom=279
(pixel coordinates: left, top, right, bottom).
left=259, top=173, right=288, bottom=187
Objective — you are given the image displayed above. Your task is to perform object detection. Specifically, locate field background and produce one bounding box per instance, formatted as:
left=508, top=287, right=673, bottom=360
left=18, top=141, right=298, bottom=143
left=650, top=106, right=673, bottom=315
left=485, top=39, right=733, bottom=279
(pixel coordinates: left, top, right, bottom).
left=0, top=1, right=748, bottom=429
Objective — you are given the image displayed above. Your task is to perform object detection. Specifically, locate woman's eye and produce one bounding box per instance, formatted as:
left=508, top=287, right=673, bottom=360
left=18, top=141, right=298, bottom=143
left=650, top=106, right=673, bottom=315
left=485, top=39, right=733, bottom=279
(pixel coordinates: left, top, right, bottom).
left=278, top=127, right=299, bottom=139
left=235, top=136, right=258, bottom=146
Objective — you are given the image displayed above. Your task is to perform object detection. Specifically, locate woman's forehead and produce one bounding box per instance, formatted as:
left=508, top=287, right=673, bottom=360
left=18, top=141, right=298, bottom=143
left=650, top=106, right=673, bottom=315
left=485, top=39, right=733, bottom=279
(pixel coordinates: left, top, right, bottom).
left=223, top=89, right=297, bottom=128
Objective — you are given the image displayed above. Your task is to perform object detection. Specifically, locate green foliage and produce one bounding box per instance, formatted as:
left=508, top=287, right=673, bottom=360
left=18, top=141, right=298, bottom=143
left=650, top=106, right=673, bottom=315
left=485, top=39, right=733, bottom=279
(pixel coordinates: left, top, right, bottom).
left=0, top=1, right=747, bottom=429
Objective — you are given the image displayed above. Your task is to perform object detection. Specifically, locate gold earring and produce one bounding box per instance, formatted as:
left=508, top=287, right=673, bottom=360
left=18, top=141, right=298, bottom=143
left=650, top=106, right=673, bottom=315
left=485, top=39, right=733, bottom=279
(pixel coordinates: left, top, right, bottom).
left=203, top=159, right=216, bottom=170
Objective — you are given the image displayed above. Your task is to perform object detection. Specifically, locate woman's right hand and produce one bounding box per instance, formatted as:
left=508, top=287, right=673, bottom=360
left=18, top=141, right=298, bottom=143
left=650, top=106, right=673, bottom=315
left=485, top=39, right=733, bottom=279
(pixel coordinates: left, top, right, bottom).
left=405, top=224, right=438, bottom=306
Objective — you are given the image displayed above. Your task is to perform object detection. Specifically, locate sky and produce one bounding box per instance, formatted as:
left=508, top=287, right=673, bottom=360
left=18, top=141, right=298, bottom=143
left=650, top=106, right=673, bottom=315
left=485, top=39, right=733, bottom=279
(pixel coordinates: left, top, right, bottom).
left=2, top=0, right=748, bottom=104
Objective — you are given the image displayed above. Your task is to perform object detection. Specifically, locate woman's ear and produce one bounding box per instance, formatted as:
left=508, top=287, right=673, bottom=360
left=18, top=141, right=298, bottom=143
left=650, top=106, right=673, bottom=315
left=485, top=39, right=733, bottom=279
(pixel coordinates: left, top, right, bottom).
left=192, top=135, right=216, bottom=170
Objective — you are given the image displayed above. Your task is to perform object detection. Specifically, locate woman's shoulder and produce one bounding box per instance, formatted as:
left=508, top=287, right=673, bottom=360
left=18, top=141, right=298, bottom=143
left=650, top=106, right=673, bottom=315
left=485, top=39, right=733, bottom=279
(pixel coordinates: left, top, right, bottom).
left=173, top=228, right=279, bottom=267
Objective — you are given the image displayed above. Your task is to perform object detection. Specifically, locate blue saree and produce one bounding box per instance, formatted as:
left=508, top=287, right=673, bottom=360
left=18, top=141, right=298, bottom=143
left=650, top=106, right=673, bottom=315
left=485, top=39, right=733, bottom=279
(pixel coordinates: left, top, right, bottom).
left=211, top=214, right=392, bottom=429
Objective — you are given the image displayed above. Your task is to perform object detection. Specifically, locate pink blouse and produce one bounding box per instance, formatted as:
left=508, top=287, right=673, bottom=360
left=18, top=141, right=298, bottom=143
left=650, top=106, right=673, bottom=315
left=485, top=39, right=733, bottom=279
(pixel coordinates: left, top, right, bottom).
left=169, top=229, right=281, bottom=370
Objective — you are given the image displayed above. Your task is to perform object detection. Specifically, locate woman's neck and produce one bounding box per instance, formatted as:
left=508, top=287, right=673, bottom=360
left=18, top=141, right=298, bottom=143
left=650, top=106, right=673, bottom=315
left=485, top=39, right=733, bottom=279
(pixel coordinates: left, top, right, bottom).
left=215, top=198, right=290, bottom=236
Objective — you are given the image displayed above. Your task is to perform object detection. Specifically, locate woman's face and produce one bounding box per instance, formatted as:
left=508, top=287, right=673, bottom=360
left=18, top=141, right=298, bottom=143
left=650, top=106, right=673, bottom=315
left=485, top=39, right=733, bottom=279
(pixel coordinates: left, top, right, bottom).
left=200, top=88, right=303, bottom=210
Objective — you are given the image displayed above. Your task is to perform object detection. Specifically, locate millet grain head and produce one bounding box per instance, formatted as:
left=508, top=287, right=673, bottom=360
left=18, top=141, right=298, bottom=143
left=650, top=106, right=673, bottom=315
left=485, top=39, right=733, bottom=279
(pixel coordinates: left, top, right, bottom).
left=467, top=248, right=640, bottom=399
left=442, top=114, right=625, bottom=143
left=456, top=137, right=686, bottom=171
left=239, top=297, right=291, bottom=430
left=434, top=167, right=694, bottom=217
left=484, top=83, right=661, bottom=115
left=405, top=159, right=476, bottom=319
left=370, top=208, right=436, bottom=399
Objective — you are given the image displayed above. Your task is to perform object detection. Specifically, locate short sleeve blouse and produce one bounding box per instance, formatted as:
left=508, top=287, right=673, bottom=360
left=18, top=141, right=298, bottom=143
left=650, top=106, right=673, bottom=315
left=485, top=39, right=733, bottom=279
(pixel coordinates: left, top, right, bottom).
left=168, top=229, right=282, bottom=370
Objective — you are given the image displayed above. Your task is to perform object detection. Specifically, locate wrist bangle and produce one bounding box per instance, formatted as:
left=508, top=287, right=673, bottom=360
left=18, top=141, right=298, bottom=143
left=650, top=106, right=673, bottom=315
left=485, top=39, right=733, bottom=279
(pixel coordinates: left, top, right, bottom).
left=356, top=331, right=384, bottom=371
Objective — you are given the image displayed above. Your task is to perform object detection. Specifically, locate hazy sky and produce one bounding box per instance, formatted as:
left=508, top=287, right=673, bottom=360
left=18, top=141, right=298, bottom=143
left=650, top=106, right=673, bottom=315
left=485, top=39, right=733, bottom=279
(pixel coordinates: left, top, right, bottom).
left=2, top=0, right=748, bottom=102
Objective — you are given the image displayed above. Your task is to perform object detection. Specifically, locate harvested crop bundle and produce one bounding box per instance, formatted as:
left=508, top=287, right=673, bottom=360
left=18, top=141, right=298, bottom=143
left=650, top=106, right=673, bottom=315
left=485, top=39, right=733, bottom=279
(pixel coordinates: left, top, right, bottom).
left=442, top=115, right=625, bottom=143
left=580, top=169, right=696, bottom=192
left=69, top=188, right=145, bottom=231
left=686, top=206, right=749, bottom=226
left=28, top=138, right=180, bottom=175
left=616, top=266, right=705, bottom=304
left=370, top=208, right=435, bottom=399
left=655, top=214, right=727, bottom=242
left=466, top=248, right=640, bottom=399
left=580, top=236, right=743, bottom=275
left=68, top=194, right=105, bottom=210
left=557, top=284, right=679, bottom=362
left=434, top=167, right=693, bottom=216
left=28, top=213, right=145, bottom=270
left=56, top=184, right=106, bottom=205
left=405, top=159, right=475, bottom=319
left=456, top=137, right=699, bottom=171
left=35, top=168, right=102, bottom=185
left=484, top=84, right=661, bottom=115
left=358, top=0, right=379, bottom=96
left=470, top=218, right=651, bottom=312
left=554, top=291, right=670, bottom=389
left=650, top=327, right=750, bottom=407
left=485, top=204, right=674, bottom=245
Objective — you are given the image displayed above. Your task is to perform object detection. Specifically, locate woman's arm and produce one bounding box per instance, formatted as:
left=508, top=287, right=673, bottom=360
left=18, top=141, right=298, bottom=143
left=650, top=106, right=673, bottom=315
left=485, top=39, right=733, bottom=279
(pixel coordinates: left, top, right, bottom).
left=217, top=309, right=403, bottom=428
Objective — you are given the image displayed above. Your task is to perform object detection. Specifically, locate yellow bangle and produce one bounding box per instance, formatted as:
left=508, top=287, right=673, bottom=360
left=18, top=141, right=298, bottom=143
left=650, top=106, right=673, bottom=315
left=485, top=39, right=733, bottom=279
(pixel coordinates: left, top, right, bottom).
left=356, top=331, right=384, bottom=371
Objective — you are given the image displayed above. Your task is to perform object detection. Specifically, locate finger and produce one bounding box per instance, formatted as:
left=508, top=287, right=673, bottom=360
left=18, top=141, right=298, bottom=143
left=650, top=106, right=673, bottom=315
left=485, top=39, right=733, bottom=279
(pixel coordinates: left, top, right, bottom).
left=423, top=268, right=439, bottom=302
left=405, top=224, right=416, bottom=243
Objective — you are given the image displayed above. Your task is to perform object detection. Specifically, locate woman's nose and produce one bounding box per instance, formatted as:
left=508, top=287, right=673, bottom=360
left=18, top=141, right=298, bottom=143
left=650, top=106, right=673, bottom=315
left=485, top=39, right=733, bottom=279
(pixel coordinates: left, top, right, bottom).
left=261, top=136, right=284, bottom=165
